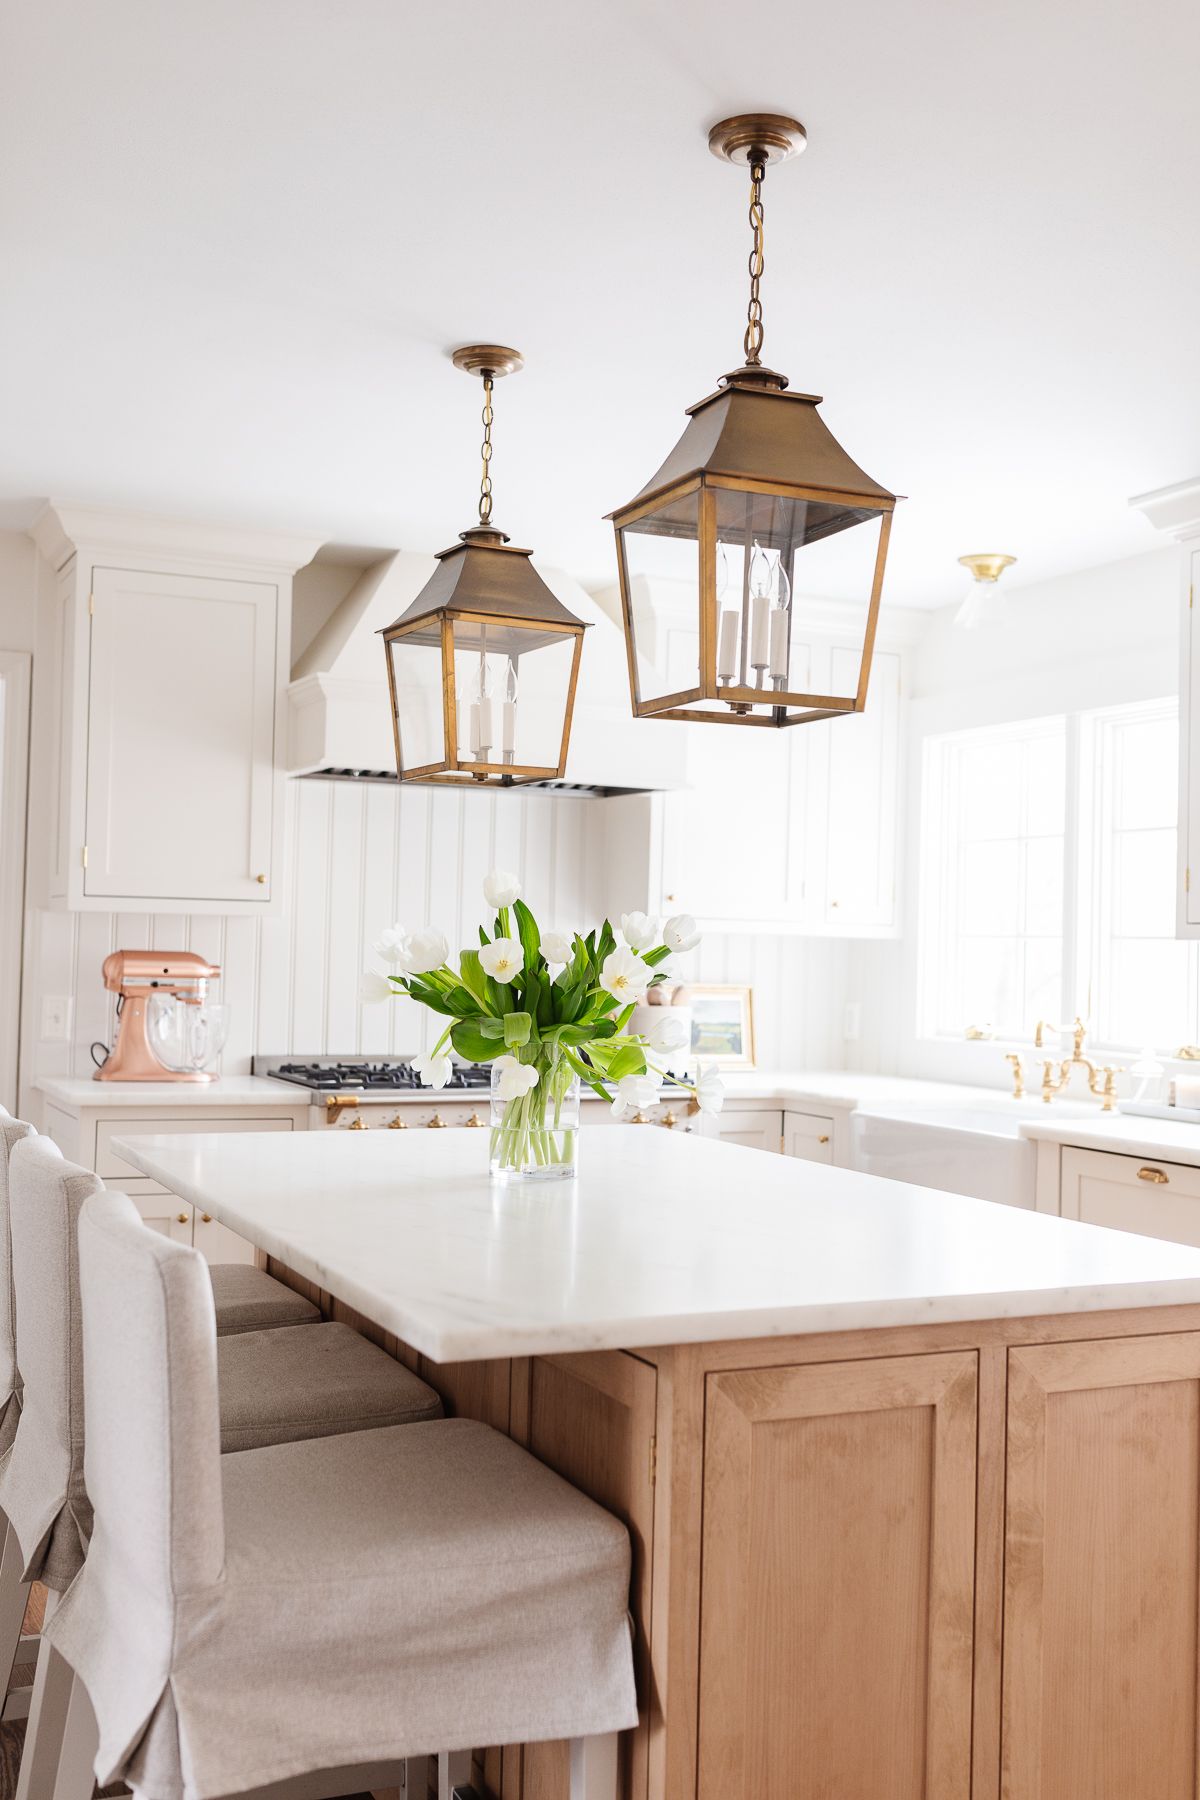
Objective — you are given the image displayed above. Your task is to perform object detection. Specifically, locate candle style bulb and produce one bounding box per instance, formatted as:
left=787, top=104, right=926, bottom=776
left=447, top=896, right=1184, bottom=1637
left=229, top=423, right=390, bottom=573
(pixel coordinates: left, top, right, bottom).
left=501, top=657, right=518, bottom=761
left=749, top=541, right=771, bottom=672
left=475, top=653, right=494, bottom=757
left=769, top=561, right=791, bottom=683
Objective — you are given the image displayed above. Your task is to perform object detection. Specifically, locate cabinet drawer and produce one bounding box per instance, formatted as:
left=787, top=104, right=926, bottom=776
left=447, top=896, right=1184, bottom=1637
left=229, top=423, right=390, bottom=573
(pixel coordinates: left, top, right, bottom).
left=783, top=1110, right=835, bottom=1163
left=96, top=1114, right=292, bottom=1179
left=1061, top=1146, right=1200, bottom=1247
left=715, top=1108, right=784, bottom=1154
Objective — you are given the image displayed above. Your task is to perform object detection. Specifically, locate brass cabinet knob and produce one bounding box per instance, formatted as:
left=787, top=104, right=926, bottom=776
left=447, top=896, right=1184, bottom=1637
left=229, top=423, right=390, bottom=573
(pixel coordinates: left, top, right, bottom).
left=662, top=1110, right=678, bottom=1128
left=347, top=1116, right=367, bottom=1130
left=464, top=1112, right=485, bottom=1128
left=255, top=873, right=267, bottom=885
left=201, top=1213, right=212, bottom=1223
left=387, top=1113, right=407, bottom=1130
left=175, top=1212, right=189, bottom=1225
left=1137, top=1167, right=1169, bottom=1184
left=818, top=1134, right=830, bottom=1144
left=427, top=1113, right=447, bottom=1129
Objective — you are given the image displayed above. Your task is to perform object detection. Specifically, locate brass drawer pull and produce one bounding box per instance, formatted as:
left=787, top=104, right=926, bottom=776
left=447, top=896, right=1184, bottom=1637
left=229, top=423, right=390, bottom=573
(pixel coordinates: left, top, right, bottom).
left=1137, top=1167, right=1169, bottom=1185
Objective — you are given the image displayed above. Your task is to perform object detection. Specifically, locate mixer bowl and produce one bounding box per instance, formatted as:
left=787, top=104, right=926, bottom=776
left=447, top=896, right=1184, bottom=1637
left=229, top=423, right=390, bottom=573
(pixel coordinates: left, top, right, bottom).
left=147, top=996, right=231, bottom=1074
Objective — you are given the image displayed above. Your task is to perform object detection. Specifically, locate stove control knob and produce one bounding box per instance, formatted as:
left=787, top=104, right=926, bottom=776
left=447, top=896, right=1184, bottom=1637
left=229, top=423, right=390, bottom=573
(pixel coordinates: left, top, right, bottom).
left=662, top=1110, right=678, bottom=1129
left=427, top=1113, right=447, bottom=1129
left=387, top=1114, right=407, bottom=1130
left=347, top=1116, right=367, bottom=1130
left=464, top=1111, right=485, bottom=1128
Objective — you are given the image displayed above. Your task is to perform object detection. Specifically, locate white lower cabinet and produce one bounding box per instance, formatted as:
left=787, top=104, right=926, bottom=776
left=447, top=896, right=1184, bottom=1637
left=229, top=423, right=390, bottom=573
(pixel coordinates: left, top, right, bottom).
left=783, top=1109, right=835, bottom=1164
left=713, top=1107, right=785, bottom=1154
left=1060, top=1146, right=1200, bottom=1247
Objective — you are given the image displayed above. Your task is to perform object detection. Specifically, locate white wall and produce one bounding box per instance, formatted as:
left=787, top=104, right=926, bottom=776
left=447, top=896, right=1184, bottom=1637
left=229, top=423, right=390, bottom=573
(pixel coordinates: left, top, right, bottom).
left=841, top=545, right=1181, bottom=1081
left=21, top=777, right=849, bottom=1108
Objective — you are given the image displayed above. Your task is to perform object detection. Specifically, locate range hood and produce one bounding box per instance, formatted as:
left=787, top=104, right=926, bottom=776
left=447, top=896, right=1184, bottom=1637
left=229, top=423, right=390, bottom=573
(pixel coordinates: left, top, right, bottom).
left=288, top=550, right=687, bottom=795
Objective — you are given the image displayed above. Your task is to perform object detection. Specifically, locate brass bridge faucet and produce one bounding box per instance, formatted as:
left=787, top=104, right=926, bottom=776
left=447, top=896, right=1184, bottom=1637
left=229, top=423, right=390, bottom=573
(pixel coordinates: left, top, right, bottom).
left=1035, top=1017, right=1120, bottom=1111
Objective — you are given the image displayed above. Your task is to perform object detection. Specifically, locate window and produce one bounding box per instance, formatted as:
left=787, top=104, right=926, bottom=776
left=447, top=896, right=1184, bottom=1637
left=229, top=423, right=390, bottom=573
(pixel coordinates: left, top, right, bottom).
left=920, top=698, right=1193, bottom=1053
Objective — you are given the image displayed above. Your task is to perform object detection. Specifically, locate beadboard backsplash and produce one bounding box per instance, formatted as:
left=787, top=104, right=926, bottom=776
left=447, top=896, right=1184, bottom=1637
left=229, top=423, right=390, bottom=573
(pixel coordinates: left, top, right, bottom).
left=22, top=779, right=848, bottom=1106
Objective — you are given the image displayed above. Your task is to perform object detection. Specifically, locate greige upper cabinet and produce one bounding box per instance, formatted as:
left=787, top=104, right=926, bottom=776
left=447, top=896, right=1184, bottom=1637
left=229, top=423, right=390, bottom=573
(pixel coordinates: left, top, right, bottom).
left=31, top=506, right=320, bottom=913
left=1130, top=478, right=1200, bottom=936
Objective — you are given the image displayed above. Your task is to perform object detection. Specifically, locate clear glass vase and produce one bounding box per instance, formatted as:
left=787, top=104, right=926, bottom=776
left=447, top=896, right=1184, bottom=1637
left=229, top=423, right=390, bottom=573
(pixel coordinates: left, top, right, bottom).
left=489, top=1051, right=580, bottom=1182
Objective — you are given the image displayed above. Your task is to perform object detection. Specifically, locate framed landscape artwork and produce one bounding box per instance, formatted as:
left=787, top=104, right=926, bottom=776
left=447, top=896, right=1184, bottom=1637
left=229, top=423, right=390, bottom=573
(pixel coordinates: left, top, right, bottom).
left=687, top=984, right=756, bottom=1070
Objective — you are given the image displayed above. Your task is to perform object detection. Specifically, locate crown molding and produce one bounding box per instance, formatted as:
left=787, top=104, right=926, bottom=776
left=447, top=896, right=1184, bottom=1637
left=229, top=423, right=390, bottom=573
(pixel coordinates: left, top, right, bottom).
left=28, top=501, right=325, bottom=575
left=1129, top=477, right=1200, bottom=542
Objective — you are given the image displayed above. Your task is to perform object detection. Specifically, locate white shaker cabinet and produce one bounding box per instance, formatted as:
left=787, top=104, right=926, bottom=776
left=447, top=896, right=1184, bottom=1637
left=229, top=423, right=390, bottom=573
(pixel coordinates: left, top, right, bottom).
left=1129, top=478, right=1200, bottom=934
left=782, top=1108, right=836, bottom=1163
left=31, top=505, right=321, bottom=912
left=1060, top=1145, right=1200, bottom=1248
left=627, top=638, right=904, bottom=936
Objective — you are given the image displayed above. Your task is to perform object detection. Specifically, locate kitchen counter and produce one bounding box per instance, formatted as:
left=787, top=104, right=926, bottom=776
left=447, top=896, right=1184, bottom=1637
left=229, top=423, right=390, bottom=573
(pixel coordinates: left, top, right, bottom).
left=35, top=1073, right=311, bottom=1110
left=112, top=1121, right=1200, bottom=1799
left=1022, top=1107, right=1200, bottom=1167
left=113, top=1125, right=1200, bottom=1362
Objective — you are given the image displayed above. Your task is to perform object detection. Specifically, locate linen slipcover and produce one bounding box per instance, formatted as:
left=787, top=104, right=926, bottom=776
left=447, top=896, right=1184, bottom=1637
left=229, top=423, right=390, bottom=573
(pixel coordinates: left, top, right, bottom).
left=0, top=1108, right=33, bottom=1456
left=0, top=1135, right=101, bottom=1590
left=48, top=1192, right=639, bottom=1800
left=207, top=1262, right=321, bottom=1336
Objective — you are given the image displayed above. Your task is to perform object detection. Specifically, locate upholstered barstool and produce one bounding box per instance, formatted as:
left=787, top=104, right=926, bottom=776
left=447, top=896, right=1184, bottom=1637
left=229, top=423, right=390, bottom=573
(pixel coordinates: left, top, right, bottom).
left=50, top=1190, right=637, bottom=1800
left=2, top=1136, right=445, bottom=1800
left=0, top=1109, right=37, bottom=1705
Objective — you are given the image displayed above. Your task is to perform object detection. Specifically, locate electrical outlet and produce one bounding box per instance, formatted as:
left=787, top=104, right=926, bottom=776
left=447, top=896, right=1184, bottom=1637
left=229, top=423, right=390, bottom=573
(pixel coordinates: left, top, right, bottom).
left=40, top=996, right=73, bottom=1043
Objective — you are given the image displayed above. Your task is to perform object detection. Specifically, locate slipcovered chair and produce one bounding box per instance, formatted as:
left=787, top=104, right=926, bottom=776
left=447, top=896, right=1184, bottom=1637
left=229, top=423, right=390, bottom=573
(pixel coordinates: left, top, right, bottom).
left=48, top=1189, right=637, bottom=1800
left=0, top=1107, right=36, bottom=1702
left=2, top=1136, right=445, bottom=1800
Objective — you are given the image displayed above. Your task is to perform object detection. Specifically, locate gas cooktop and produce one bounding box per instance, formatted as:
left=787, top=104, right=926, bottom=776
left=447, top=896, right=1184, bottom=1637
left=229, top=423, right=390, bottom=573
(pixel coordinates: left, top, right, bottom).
left=257, top=1057, right=490, bottom=1093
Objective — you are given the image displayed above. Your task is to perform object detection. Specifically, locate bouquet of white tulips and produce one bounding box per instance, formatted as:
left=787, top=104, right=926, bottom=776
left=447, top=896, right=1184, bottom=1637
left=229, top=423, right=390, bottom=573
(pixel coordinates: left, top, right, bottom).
left=363, top=871, right=723, bottom=1177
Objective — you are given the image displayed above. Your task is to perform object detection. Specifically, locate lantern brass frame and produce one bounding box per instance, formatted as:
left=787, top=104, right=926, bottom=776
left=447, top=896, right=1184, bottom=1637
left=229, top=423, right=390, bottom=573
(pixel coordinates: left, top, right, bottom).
left=606, top=112, right=899, bottom=731
left=380, top=344, right=589, bottom=787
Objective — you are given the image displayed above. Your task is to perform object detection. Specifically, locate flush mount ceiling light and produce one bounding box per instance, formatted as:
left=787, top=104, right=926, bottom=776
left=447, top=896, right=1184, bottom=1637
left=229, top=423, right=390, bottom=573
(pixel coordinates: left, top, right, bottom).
left=954, top=552, right=1017, bottom=629
left=607, top=111, right=899, bottom=729
left=380, top=345, right=588, bottom=786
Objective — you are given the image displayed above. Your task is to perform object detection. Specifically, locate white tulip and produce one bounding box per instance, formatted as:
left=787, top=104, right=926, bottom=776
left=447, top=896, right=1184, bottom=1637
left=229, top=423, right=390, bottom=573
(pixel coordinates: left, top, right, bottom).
left=373, top=923, right=410, bottom=965
left=645, top=1011, right=688, bottom=1053
left=620, top=911, right=657, bottom=952
left=480, top=937, right=524, bottom=983
left=611, top=1069, right=663, bottom=1120
left=405, top=929, right=449, bottom=975
left=599, top=945, right=651, bottom=1004
left=359, top=970, right=394, bottom=1005
left=494, top=1055, right=539, bottom=1101
left=483, top=869, right=521, bottom=909
left=662, top=913, right=701, bottom=953
left=695, top=1068, right=725, bottom=1114
left=413, top=1051, right=452, bottom=1090
left=541, top=930, right=573, bottom=967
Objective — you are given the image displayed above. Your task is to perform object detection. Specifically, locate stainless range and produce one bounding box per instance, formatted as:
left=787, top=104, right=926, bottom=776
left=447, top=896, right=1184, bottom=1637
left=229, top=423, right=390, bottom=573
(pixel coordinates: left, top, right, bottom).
left=252, top=1055, right=697, bottom=1133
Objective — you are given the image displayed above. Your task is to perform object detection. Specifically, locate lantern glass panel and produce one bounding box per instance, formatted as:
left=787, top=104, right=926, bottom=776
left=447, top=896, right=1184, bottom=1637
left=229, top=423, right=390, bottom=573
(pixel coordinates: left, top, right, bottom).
left=387, top=627, right=446, bottom=776
left=711, top=488, right=885, bottom=706
left=450, top=619, right=577, bottom=774
left=615, top=489, right=701, bottom=709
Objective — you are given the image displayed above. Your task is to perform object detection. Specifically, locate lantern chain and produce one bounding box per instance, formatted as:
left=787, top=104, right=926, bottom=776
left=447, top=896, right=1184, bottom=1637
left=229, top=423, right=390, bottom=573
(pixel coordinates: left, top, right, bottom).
left=744, top=156, right=767, bottom=367
left=478, top=372, right=495, bottom=527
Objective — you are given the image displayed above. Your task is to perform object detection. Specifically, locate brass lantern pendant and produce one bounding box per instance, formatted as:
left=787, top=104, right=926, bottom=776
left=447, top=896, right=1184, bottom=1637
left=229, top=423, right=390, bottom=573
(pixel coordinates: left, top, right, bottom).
left=608, top=114, right=898, bottom=728
left=381, top=345, right=588, bottom=785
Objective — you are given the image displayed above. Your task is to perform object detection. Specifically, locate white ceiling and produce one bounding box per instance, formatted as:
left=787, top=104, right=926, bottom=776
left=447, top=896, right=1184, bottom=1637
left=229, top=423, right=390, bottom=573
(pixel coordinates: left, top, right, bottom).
left=1, top=0, right=1198, bottom=606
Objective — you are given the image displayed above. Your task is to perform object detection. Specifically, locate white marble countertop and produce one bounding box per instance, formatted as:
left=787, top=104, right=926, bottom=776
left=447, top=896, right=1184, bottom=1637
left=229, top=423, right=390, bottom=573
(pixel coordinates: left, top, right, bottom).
left=1021, top=1110, right=1200, bottom=1167
left=112, top=1127, right=1200, bottom=1362
left=36, top=1074, right=312, bottom=1111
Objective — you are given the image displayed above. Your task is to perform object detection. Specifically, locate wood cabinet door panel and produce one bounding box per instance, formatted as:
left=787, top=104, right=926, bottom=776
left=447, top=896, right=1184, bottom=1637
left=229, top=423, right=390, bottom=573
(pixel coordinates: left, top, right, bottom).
left=699, top=1350, right=977, bottom=1800
left=518, top=1351, right=657, bottom=1800
left=1004, top=1334, right=1200, bottom=1800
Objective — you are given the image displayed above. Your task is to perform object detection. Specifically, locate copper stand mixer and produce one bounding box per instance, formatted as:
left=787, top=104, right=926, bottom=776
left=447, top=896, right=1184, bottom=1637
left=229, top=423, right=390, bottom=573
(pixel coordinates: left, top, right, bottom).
left=94, top=951, right=222, bottom=1082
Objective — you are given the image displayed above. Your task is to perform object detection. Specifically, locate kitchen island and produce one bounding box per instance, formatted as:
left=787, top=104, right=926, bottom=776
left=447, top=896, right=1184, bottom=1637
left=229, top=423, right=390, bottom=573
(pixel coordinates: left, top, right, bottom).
left=114, top=1127, right=1200, bottom=1800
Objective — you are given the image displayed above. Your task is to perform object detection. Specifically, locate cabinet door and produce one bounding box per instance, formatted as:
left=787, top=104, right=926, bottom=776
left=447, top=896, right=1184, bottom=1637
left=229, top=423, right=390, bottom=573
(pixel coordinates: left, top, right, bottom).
left=193, top=1210, right=258, bottom=1265
left=1004, top=1335, right=1200, bottom=1799
left=1061, top=1146, right=1200, bottom=1246
left=85, top=567, right=277, bottom=902
left=127, top=1186, right=194, bottom=1245
left=700, top=1352, right=977, bottom=1800
left=714, top=1108, right=783, bottom=1153
left=814, top=646, right=901, bottom=931
left=1181, top=545, right=1200, bottom=934
left=517, top=1352, right=657, bottom=1800
left=782, top=1109, right=834, bottom=1163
